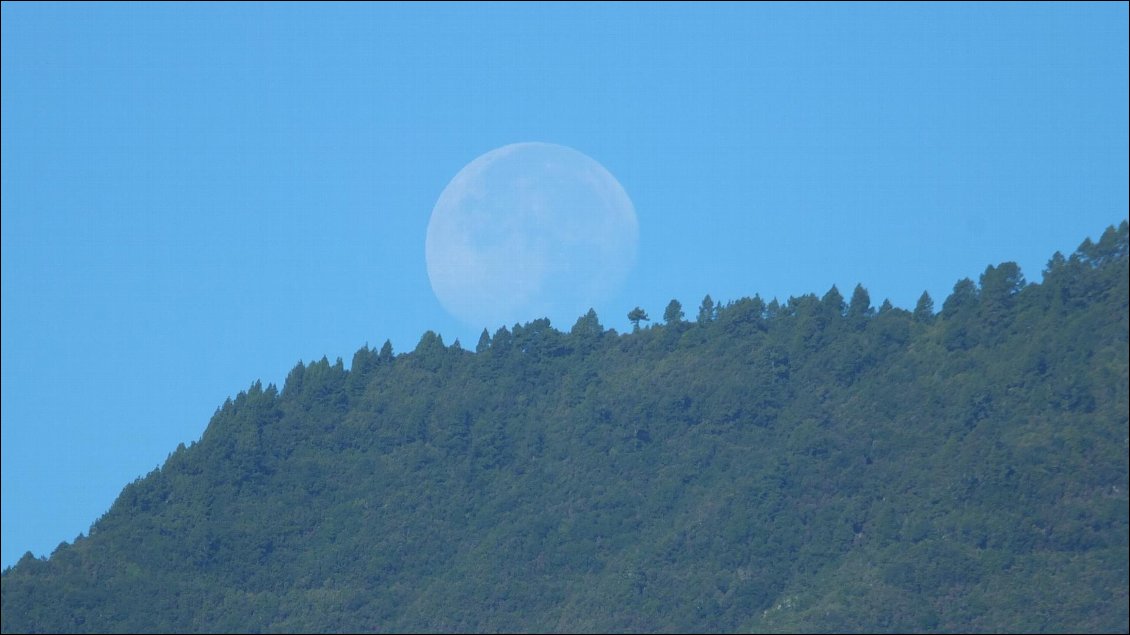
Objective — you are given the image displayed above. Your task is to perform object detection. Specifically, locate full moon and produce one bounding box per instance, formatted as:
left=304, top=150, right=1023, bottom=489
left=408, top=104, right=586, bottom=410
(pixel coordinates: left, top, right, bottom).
left=426, top=142, right=638, bottom=330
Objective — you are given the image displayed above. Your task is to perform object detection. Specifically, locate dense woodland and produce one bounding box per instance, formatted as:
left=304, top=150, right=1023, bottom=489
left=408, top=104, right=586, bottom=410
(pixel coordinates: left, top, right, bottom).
left=2, top=222, right=1127, bottom=633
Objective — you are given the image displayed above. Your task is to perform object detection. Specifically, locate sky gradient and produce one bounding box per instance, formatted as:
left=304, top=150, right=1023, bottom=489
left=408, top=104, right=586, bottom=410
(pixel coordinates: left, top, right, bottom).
left=2, top=3, right=1127, bottom=569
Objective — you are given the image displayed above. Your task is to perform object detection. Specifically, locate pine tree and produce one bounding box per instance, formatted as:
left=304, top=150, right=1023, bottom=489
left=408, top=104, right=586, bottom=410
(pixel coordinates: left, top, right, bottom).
left=663, top=299, right=685, bottom=325
left=848, top=284, right=873, bottom=320
left=913, top=291, right=935, bottom=323
left=628, top=307, right=650, bottom=332
left=476, top=328, right=492, bottom=353
left=697, top=295, right=715, bottom=324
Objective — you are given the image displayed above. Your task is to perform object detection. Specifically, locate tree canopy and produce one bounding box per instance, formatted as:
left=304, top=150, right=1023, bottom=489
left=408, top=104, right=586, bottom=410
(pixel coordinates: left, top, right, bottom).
left=2, top=221, right=1127, bottom=634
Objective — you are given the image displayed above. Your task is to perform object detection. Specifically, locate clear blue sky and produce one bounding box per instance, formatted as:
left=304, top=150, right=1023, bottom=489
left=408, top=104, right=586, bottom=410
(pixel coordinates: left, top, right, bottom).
left=2, top=3, right=1127, bottom=569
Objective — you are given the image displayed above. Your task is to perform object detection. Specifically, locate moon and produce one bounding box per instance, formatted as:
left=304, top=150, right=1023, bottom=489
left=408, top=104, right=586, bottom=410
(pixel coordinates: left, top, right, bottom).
left=426, top=142, right=638, bottom=330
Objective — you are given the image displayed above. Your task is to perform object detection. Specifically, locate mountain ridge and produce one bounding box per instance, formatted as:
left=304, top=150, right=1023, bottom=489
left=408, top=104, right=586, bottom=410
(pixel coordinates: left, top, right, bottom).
left=2, top=221, right=1127, bottom=633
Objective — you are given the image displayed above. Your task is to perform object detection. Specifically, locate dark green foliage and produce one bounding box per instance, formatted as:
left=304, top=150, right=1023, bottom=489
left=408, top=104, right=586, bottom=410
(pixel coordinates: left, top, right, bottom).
left=822, top=284, right=846, bottom=318
left=913, top=290, right=935, bottom=323
left=475, top=328, right=491, bottom=353
left=663, top=299, right=685, bottom=325
left=941, top=278, right=981, bottom=350
left=570, top=308, right=603, bottom=339
left=627, top=306, right=649, bottom=331
left=3, top=224, right=1127, bottom=634
left=698, top=294, right=715, bottom=323
left=378, top=339, right=394, bottom=364
left=848, top=283, right=873, bottom=322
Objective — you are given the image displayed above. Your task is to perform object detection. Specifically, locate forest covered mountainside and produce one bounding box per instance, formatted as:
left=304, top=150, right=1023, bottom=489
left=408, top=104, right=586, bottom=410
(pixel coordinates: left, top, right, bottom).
left=2, top=222, right=1127, bottom=633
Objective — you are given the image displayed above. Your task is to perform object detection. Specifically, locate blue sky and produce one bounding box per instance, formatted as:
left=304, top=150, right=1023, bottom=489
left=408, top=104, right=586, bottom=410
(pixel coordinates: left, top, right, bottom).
left=2, top=3, right=1126, bottom=569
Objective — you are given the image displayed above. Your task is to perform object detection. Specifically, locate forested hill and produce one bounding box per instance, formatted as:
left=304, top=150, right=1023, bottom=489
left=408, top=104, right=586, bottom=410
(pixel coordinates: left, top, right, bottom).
left=2, top=223, right=1128, bottom=634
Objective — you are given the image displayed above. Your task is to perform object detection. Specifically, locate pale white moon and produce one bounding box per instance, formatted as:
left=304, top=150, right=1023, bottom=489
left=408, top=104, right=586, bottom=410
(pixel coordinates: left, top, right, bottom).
left=426, top=142, right=638, bottom=330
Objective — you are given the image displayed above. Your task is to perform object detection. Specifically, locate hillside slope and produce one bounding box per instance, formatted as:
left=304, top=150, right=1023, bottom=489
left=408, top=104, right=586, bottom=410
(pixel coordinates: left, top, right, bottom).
left=2, top=222, right=1127, bottom=633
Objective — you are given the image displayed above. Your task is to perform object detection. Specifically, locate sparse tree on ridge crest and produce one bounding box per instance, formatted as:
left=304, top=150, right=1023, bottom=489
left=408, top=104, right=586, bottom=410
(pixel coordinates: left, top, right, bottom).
left=914, top=291, right=935, bottom=323
left=698, top=295, right=715, bottom=324
left=664, top=299, right=684, bottom=325
left=628, top=307, right=650, bottom=332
